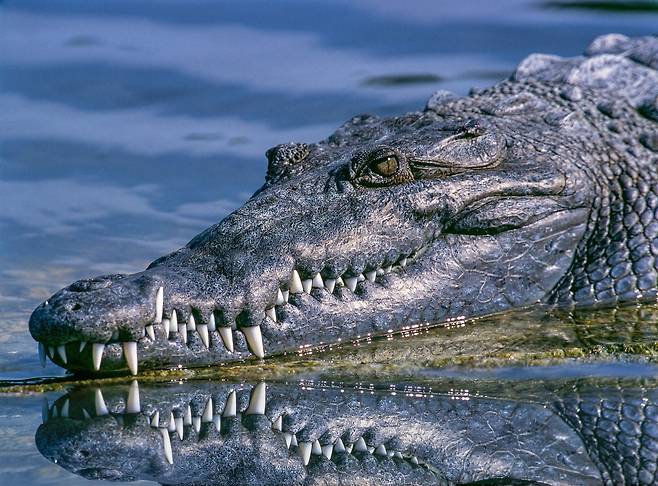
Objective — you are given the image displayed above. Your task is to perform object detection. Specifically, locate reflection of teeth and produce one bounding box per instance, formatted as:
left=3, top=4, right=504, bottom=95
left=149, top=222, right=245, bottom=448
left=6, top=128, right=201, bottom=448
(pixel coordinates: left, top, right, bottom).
left=242, top=326, right=265, bottom=358
left=57, top=345, right=67, bottom=364
left=184, top=405, right=192, bottom=426
left=60, top=399, right=69, bottom=418
left=126, top=380, right=140, bottom=413
left=289, top=270, right=304, bottom=293
left=38, top=343, right=46, bottom=368
left=223, top=391, right=237, bottom=417
left=246, top=383, right=266, bottom=415
left=155, top=287, right=163, bottom=323
left=41, top=398, right=49, bottom=423
left=160, top=428, right=173, bottom=464
left=48, top=346, right=54, bottom=359
left=122, top=341, right=138, bottom=375
left=95, top=389, right=108, bottom=416
left=92, top=343, right=105, bottom=371
left=79, top=341, right=87, bottom=353
left=218, top=327, right=234, bottom=353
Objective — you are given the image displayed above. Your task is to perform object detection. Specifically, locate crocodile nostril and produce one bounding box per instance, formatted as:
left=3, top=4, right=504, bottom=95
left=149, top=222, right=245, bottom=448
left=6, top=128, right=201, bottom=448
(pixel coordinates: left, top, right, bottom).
left=71, top=303, right=82, bottom=311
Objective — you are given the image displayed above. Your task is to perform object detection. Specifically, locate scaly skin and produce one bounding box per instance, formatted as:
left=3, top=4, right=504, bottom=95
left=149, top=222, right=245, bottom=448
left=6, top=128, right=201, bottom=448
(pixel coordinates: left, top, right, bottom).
left=29, top=34, right=658, bottom=375
left=37, top=378, right=658, bottom=485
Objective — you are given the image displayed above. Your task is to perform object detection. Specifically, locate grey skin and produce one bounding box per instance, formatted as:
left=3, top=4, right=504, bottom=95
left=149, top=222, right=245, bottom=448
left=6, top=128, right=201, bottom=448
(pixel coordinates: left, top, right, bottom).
left=36, top=378, right=658, bottom=485
left=29, top=34, right=658, bottom=374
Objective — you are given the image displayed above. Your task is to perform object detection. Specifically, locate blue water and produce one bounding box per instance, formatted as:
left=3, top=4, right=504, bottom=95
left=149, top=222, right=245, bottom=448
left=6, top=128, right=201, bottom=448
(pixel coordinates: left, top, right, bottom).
left=0, top=1, right=657, bottom=484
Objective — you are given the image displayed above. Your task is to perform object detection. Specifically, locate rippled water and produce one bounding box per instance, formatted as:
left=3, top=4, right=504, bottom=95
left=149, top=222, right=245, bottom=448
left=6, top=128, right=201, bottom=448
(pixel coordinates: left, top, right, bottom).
left=1, top=1, right=657, bottom=484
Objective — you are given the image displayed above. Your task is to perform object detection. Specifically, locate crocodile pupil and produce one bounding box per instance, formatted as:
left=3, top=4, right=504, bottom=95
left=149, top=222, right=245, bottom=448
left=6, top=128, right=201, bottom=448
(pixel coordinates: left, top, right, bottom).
left=372, top=156, right=399, bottom=177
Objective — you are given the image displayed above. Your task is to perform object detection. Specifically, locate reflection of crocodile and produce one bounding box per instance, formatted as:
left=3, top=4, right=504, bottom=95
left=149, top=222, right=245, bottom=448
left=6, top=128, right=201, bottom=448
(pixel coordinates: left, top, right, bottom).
left=29, top=34, right=658, bottom=375
left=36, top=378, right=658, bottom=485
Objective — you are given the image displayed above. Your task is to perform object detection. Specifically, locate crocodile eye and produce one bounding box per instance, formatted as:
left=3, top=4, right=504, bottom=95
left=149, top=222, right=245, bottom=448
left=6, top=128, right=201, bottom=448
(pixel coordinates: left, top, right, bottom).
left=371, top=155, right=399, bottom=177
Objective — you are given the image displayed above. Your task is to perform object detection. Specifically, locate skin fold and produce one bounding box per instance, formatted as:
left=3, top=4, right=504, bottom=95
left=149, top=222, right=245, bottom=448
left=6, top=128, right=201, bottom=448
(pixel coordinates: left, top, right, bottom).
left=29, top=34, right=658, bottom=374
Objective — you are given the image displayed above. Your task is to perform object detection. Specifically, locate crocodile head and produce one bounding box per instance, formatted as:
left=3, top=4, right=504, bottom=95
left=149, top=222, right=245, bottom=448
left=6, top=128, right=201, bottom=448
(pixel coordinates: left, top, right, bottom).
left=29, top=82, right=596, bottom=374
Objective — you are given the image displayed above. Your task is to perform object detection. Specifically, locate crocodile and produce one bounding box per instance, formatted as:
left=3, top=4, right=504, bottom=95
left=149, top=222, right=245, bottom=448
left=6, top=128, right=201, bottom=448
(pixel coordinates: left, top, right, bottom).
left=29, top=34, right=658, bottom=375
left=36, top=378, right=658, bottom=485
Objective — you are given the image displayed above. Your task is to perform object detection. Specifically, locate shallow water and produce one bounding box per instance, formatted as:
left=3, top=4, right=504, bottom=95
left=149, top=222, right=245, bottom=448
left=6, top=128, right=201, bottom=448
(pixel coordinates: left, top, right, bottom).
left=1, top=0, right=658, bottom=484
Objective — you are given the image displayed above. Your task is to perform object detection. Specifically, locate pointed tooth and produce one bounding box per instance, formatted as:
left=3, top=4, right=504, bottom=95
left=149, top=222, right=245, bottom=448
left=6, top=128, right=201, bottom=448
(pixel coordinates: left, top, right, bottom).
left=324, top=279, right=336, bottom=293
left=311, top=440, right=322, bottom=455
left=290, top=434, right=298, bottom=447
left=387, top=450, right=394, bottom=457
left=168, top=413, right=176, bottom=432
left=275, top=289, right=285, bottom=306
left=197, top=324, right=209, bottom=348
left=345, top=443, right=353, bottom=454
left=354, top=437, right=368, bottom=452
left=399, top=257, right=407, bottom=267
left=212, top=415, right=221, bottom=431
left=170, top=310, right=178, bottom=333
left=242, top=326, right=265, bottom=358
left=321, top=444, right=333, bottom=460
left=272, top=415, right=282, bottom=431
left=289, top=270, right=304, bottom=293
left=126, top=380, right=140, bottom=413
left=333, top=438, right=346, bottom=453
left=150, top=411, right=160, bottom=427
left=367, top=446, right=374, bottom=454
left=374, top=444, right=387, bottom=456
left=192, top=416, right=201, bottom=433
left=365, top=270, right=376, bottom=282
left=282, top=290, right=289, bottom=303
left=60, top=399, right=69, bottom=418
left=202, top=398, right=213, bottom=423
left=410, top=456, right=419, bottom=465
left=302, top=279, right=312, bottom=294
left=208, top=312, right=217, bottom=332
left=184, top=405, right=192, bottom=426
left=92, top=343, right=105, bottom=371
left=160, top=428, right=173, bottom=464
left=344, top=277, right=358, bottom=292
left=47, top=346, right=54, bottom=359
left=246, top=383, right=266, bottom=415
left=265, top=307, right=277, bottom=323
left=336, top=276, right=344, bottom=287
left=56, top=345, right=67, bottom=364
left=79, top=341, right=87, bottom=353
left=95, top=389, right=109, bottom=416
left=187, top=314, right=196, bottom=331
left=298, top=442, right=312, bottom=466
left=223, top=391, right=237, bottom=417
left=41, top=398, right=49, bottom=423
left=376, top=268, right=385, bottom=276
left=394, top=451, right=403, bottom=459
left=162, top=318, right=171, bottom=336
left=311, top=273, right=323, bottom=288
left=155, top=287, right=163, bottom=323
left=175, top=416, right=183, bottom=440
left=283, top=432, right=293, bottom=448
left=38, top=343, right=46, bottom=368
left=383, top=265, right=392, bottom=273
left=145, top=325, right=155, bottom=340
left=218, top=327, right=234, bottom=352
left=357, top=273, right=365, bottom=282
left=122, top=341, right=138, bottom=375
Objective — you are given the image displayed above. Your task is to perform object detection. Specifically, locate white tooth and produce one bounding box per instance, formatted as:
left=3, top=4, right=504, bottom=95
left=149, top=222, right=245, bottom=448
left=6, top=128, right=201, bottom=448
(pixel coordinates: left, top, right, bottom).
left=212, top=415, right=221, bottom=431
left=170, top=310, right=178, bottom=333
left=223, top=391, right=237, bottom=417
left=410, top=456, right=419, bottom=465
left=282, top=290, right=289, bottom=303
left=265, top=307, right=277, bottom=323
left=246, top=383, right=266, bottom=415
left=82, top=408, right=91, bottom=420
left=374, top=444, right=387, bottom=456
left=160, top=428, right=173, bottom=464
left=208, top=313, right=217, bottom=332
left=175, top=417, right=183, bottom=440
left=365, top=270, right=376, bottom=282
left=181, top=325, right=188, bottom=344
left=275, top=289, right=285, bottom=306
left=41, top=398, right=49, bottom=423
left=150, top=411, right=160, bottom=427
left=354, top=437, right=368, bottom=452
left=289, top=270, right=304, bottom=293
left=242, top=326, right=265, bottom=358
left=357, top=273, right=365, bottom=282
left=197, top=324, right=209, bottom=348
left=291, top=434, right=298, bottom=447
left=272, top=415, right=283, bottom=431
left=387, top=450, right=394, bottom=457
left=168, top=413, right=176, bottom=432
left=283, top=432, right=293, bottom=448
left=92, top=343, right=105, bottom=371
left=324, top=279, right=336, bottom=294
left=57, top=345, right=67, bottom=364
left=312, top=273, right=323, bottom=288
left=336, top=276, right=344, bottom=287
left=312, top=440, right=322, bottom=455
left=344, top=277, right=358, bottom=292
left=394, top=451, right=403, bottom=459
left=79, top=341, right=87, bottom=353
left=95, top=389, right=108, bottom=416
left=127, top=380, right=141, bottom=413
left=367, top=447, right=374, bottom=454
left=345, top=443, right=353, bottom=454
left=376, top=268, right=385, bottom=276
left=187, top=314, right=196, bottom=331
left=155, top=287, right=163, bottom=323
left=122, top=341, right=138, bottom=375
left=184, top=405, right=192, bottom=426
left=302, top=279, right=312, bottom=293
left=145, top=325, right=155, bottom=340
left=298, top=442, right=312, bottom=466
left=60, top=399, right=70, bottom=418
left=383, top=265, right=392, bottom=273
left=321, top=444, right=333, bottom=460
left=219, top=327, right=234, bottom=352
left=202, top=398, right=213, bottom=422
left=399, top=257, right=407, bottom=267
left=162, top=318, right=171, bottom=336
left=192, top=416, right=201, bottom=433
left=333, top=438, right=346, bottom=453
left=38, top=343, right=46, bottom=367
